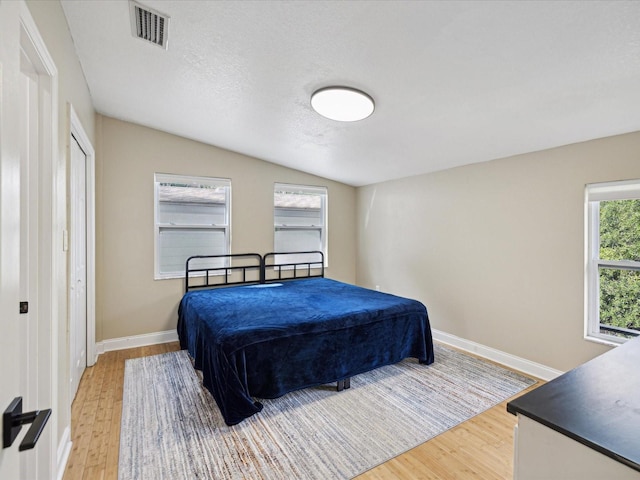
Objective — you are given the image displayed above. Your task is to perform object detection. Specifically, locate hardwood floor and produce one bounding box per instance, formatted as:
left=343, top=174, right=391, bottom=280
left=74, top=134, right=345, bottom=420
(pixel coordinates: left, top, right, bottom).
left=63, top=343, right=182, bottom=480
left=63, top=342, right=539, bottom=480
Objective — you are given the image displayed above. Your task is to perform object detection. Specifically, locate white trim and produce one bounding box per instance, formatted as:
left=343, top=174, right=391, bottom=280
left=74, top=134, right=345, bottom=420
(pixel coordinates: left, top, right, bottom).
left=583, top=335, right=620, bottom=348
left=584, top=181, right=640, bottom=345
left=432, top=329, right=563, bottom=381
left=273, top=183, right=329, bottom=267
left=586, top=178, right=640, bottom=202
left=69, top=104, right=97, bottom=366
left=98, top=328, right=562, bottom=380
left=154, top=173, right=232, bottom=280
left=96, top=330, right=179, bottom=354
left=55, top=426, right=72, bottom=480
left=585, top=196, right=601, bottom=341
left=19, top=3, right=59, bottom=479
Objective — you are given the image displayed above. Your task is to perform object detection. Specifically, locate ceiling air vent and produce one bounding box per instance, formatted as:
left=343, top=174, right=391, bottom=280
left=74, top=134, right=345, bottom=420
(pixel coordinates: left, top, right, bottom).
left=129, top=1, right=169, bottom=49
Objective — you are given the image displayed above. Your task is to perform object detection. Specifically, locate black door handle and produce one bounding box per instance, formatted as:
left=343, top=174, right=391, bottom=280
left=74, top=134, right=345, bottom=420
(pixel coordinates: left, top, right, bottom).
left=3, top=397, right=52, bottom=451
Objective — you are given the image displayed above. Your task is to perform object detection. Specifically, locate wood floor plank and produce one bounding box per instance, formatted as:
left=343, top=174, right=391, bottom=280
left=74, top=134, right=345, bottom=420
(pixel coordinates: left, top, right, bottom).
left=104, top=399, right=122, bottom=480
left=63, top=341, right=539, bottom=480
left=65, top=349, right=110, bottom=480
left=86, top=348, right=116, bottom=470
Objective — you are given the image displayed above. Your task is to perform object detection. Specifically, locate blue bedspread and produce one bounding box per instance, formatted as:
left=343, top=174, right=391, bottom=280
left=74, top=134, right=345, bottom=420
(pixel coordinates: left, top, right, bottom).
left=177, top=277, right=434, bottom=425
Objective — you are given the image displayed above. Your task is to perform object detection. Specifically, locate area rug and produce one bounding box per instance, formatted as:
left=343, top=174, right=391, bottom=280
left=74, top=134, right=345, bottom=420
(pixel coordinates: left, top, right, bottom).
left=119, top=343, right=535, bottom=480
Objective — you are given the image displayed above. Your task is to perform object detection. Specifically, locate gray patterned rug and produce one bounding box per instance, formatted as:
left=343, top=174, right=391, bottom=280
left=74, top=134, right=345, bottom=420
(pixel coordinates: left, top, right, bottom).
left=119, top=343, right=535, bottom=480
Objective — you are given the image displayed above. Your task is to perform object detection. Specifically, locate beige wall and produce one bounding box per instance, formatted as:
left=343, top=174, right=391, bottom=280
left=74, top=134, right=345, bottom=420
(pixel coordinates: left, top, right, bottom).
left=357, top=131, right=640, bottom=372
left=27, top=0, right=96, bottom=452
left=96, top=115, right=356, bottom=341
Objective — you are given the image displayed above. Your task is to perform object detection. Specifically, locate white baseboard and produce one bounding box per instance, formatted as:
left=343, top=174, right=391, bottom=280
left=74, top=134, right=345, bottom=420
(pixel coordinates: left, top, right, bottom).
left=95, top=328, right=561, bottom=380
left=56, top=426, right=72, bottom=480
left=96, top=329, right=179, bottom=355
left=432, top=329, right=563, bottom=381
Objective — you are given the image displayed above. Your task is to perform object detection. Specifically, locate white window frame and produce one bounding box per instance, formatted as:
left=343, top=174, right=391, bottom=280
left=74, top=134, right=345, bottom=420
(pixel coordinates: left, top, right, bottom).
left=274, top=183, right=328, bottom=267
left=154, top=173, right=231, bottom=280
left=585, top=179, right=640, bottom=345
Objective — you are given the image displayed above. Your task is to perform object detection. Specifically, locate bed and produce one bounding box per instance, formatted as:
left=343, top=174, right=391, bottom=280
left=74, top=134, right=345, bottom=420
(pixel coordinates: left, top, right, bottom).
left=177, top=251, right=434, bottom=425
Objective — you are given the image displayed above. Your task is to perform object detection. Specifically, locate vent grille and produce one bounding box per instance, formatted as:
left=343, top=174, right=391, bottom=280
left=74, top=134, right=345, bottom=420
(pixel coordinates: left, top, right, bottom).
left=130, top=1, right=169, bottom=49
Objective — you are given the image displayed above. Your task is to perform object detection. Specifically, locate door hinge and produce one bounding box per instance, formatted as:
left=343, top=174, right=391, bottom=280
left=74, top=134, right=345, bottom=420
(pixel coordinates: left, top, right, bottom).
left=19, top=302, right=28, bottom=314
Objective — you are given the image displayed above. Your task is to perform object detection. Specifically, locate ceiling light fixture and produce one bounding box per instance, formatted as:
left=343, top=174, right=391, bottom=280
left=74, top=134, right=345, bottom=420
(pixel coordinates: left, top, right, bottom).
left=311, top=86, right=375, bottom=122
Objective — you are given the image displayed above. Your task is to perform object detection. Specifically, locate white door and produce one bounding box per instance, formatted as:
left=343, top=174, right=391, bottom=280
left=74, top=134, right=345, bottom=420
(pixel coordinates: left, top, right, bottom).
left=70, top=134, right=88, bottom=400
left=0, top=3, right=22, bottom=476
left=1, top=3, right=57, bottom=479
left=18, top=42, right=41, bottom=480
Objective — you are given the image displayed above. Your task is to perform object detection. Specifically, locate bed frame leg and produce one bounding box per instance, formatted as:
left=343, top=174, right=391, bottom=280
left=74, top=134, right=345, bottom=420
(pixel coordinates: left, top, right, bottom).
left=336, top=377, right=351, bottom=392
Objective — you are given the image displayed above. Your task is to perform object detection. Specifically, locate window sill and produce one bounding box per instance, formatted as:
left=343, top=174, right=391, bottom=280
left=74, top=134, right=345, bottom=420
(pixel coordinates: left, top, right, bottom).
left=154, top=274, right=185, bottom=281
left=584, top=334, right=625, bottom=348
left=155, top=271, right=228, bottom=281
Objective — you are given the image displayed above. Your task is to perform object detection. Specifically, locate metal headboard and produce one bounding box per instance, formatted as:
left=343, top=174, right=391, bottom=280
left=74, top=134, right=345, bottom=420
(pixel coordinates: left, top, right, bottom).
left=184, top=253, right=263, bottom=293
left=263, top=251, right=325, bottom=283
left=184, top=251, right=325, bottom=293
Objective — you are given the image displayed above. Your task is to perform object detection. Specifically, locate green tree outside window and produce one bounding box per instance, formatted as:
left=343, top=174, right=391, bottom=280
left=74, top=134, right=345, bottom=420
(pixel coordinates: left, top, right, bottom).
left=599, top=199, right=640, bottom=336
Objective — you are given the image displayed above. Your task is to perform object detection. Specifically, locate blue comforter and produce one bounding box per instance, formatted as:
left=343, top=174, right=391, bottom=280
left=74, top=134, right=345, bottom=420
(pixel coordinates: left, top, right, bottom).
left=177, top=277, right=433, bottom=425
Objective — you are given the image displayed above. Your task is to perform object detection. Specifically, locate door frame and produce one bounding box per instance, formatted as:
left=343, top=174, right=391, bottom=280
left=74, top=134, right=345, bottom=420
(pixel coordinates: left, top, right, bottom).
left=19, top=2, right=60, bottom=478
left=68, top=104, right=96, bottom=374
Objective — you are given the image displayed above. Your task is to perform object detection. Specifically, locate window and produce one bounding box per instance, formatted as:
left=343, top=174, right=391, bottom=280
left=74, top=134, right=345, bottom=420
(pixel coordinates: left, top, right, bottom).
left=154, top=173, right=231, bottom=279
left=586, top=180, right=640, bottom=344
left=274, top=183, right=327, bottom=265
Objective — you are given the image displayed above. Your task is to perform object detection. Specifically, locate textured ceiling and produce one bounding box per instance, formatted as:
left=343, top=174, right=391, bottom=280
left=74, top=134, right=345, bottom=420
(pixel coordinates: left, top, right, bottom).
left=61, top=0, right=640, bottom=187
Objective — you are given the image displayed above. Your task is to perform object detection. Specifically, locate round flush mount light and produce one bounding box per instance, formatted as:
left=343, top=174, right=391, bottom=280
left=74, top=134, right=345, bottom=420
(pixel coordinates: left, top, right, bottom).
left=311, top=86, right=375, bottom=122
